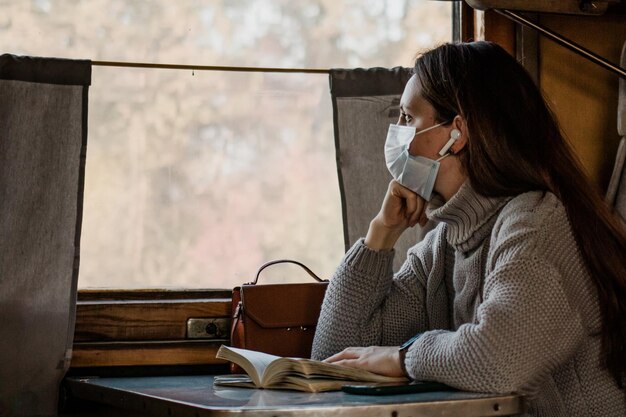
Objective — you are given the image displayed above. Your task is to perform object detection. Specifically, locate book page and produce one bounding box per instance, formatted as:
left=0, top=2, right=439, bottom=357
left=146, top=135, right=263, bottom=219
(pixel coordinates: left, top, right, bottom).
left=264, top=357, right=407, bottom=386
left=213, top=375, right=257, bottom=389
left=216, top=346, right=282, bottom=386
left=214, top=374, right=353, bottom=392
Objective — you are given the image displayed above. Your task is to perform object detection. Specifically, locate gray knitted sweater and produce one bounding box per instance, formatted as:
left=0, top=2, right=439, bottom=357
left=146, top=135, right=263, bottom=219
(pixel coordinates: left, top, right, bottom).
left=311, top=182, right=625, bottom=417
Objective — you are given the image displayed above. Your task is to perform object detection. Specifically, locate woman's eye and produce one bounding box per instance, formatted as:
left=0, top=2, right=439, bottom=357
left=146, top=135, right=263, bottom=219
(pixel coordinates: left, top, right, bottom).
left=401, top=113, right=412, bottom=123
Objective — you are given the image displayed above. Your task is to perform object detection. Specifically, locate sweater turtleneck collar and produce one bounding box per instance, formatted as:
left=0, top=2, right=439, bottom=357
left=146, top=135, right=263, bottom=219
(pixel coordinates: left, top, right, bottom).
left=426, top=181, right=512, bottom=253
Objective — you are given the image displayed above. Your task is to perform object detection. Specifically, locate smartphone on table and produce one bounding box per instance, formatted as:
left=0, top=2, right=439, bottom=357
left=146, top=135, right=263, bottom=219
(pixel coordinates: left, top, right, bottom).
left=341, top=381, right=456, bottom=396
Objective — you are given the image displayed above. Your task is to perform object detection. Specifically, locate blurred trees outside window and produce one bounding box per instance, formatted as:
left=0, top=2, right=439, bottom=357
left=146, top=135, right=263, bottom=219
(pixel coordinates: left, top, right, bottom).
left=1, top=0, right=451, bottom=288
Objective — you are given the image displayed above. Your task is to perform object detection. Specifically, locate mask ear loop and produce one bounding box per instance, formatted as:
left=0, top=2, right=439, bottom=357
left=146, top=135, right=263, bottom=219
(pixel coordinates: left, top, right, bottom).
left=410, top=120, right=449, bottom=136
left=408, top=119, right=453, bottom=149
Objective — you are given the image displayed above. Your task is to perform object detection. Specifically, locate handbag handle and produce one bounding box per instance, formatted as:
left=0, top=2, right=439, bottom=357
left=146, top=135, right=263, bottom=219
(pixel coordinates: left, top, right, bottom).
left=249, top=259, right=326, bottom=285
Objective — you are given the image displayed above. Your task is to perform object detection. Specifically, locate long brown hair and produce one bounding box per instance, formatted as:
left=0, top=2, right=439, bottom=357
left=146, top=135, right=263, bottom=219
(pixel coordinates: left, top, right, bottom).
left=414, top=41, right=626, bottom=387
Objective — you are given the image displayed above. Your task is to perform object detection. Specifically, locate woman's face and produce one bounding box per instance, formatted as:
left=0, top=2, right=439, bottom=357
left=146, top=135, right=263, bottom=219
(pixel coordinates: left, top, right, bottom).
left=399, top=75, right=449, bottom=160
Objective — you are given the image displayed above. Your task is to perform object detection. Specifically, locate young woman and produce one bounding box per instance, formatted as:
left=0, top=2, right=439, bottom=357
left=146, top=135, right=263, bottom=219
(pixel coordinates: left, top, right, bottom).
left=311, top=42, right=626, bottom=416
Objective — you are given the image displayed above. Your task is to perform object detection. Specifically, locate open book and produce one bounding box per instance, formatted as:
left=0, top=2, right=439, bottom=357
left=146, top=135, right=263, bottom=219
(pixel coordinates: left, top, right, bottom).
left=214, top=345, right=408, bottom=392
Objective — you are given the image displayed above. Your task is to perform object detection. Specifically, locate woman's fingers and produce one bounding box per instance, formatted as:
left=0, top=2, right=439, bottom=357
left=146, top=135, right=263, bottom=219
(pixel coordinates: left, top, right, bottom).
left=408, top=196, right=424, bottom=227
left=375, top=180, right=428, bottom=233
left=404, top=189, right=418, bottom=219
left=323, top=346, right=406, bottom=377
left=327, top=359, right=360, bottom=369
left=378, top=181, right=409, bottom=229
left=390, top=181, right=416, bottom=218
left=390, top=181, right=426, bottom=227
left=418, top=210, right=429, bottom=227
left=323, top=347, right=363, bottom=363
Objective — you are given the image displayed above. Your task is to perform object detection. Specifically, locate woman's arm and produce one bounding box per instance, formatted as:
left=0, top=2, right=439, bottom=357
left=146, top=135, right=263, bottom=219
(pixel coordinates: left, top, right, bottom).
left=310, top=226, right=448, bottom=361
left=405, top=258, right=585, bottom=396
left=311, top=179, right=440, bottom=361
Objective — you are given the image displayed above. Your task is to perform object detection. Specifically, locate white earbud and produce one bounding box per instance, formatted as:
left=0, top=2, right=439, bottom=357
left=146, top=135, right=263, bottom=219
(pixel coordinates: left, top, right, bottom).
left=438, top=128, right=461, bottom=157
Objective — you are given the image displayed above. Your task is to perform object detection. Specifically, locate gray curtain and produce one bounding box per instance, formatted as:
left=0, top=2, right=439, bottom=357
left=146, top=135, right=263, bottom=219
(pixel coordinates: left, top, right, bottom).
left=0, top=55, right=90, bottom=416
left=606, top=41, right=626, bottom=220
left=330, top=67, right=435, bottom=270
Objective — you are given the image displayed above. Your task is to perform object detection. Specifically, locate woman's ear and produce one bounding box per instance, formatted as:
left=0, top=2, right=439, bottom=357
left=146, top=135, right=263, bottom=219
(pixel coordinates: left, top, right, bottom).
left=450, top=115, right=468, bottom=154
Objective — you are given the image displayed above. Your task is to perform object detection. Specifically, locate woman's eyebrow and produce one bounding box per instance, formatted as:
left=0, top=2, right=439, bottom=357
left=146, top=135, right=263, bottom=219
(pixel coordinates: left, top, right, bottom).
left=400, top=102, right=418, bottom=114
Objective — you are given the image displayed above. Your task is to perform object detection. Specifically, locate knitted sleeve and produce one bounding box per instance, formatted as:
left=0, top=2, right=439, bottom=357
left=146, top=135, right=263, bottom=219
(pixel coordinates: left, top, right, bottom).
left=405, top=257, right=586, bottom=396
left=311, top=227, right=448, bottom=361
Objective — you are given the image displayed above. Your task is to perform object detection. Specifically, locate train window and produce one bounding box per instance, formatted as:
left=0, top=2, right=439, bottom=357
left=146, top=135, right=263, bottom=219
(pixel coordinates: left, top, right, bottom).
left=2, top=1, right=453, bottom=289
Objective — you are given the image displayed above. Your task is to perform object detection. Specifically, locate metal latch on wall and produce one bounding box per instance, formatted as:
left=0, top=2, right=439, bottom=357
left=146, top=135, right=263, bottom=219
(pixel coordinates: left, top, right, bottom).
left=186, top=318, right=230, bottom=340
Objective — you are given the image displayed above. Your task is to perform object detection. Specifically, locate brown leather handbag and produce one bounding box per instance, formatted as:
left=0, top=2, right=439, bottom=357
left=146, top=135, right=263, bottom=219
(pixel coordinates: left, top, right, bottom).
left=229, top=260, right=328, bottom=371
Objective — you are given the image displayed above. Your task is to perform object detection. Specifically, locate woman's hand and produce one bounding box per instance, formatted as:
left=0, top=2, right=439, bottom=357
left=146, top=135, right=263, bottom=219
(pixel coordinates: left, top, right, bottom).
left=364, top=180, right=428, bottom=250
left=323, top=346, right=405, bottom=378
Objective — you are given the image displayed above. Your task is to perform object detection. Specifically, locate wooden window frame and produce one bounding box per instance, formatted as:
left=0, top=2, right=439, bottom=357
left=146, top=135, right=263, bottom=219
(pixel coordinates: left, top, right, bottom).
left=461, top=3, right=516, bottom=54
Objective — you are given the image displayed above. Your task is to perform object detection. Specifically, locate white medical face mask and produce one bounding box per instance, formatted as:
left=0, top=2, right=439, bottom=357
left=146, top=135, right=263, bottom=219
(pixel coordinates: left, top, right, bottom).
left=384, top=121, right=449, bottom=201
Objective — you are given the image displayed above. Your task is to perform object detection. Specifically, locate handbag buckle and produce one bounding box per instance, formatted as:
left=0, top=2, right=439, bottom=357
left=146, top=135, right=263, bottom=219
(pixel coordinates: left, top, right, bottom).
left=233, top=301, right=243, bottom=318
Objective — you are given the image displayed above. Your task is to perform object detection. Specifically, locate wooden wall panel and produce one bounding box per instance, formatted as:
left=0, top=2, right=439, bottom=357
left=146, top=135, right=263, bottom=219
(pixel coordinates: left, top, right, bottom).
left=461, top=2, right=476, bottom=42
left=539, top=14, right=626, bottom=189
left=71, top=292, right=232, bottom=368
left=484, top=10, right=516, bottom=55
left=74, top=300, right=230, bottom=341
left=71, top=341, right=226, bottom=368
